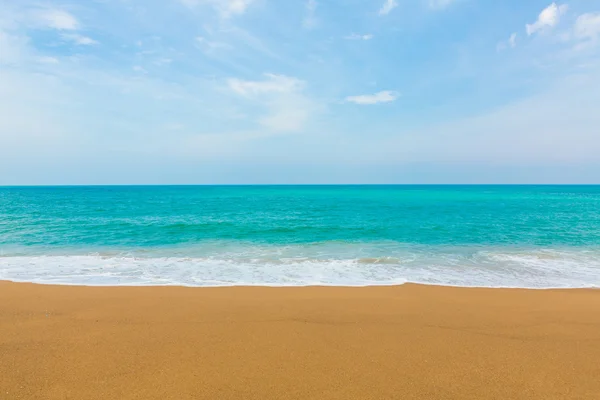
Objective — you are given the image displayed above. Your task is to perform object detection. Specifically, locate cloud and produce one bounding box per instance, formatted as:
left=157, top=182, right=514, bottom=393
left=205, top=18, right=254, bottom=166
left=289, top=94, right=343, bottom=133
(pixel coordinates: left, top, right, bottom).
left=526, top=3, right=568, bottom=36
left=224, top=0, right=255, bottom=15
left=0, top=68, right=82, bottom=165
left=37, top=56, right=59, bottom=64
left=259, top=99, right=312, bottom=132
left=228, top=74, right=304, bottom=96
left=62, top=33, right=98, bottom=45
left=303, top=0, right=318, bottom=29
left=35, top=9, right=79, bottom=30
left=345, top=90, right=398, bottom=105
left=497, top=32, right=517, bottom=51
left=345, top=33, right=374, bottom=40
left=509, top=32, right=517, bottom=47
left=154, top=58, right=173, bottom=66
left=196, top=36, right=230, bottom=52
left=379, top=0, right=397, bottom=16
left=132, top=65, right=147, bottom=73
left=3, top=0, right=598, bottom=185
left=179, top=0, right=256, bottom=17
left=378, top=72, right=600, bottom=166
left=227, top=74, right=315, bottom=132
left=0, top=30, right=28, bottom=64
left=574, top=12, right=600, bottom=42
left=219, top=25, right=280, bottom=60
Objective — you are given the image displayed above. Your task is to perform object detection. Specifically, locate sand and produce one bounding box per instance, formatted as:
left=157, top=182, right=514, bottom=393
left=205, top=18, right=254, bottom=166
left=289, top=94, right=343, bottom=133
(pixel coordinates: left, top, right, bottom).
left=1, top=281, right=599, bottom=400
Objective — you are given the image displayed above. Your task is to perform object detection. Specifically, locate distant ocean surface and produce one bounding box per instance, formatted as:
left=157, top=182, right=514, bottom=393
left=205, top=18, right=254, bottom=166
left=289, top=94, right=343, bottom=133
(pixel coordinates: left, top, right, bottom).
left=1, top=185, right=599, bottom=289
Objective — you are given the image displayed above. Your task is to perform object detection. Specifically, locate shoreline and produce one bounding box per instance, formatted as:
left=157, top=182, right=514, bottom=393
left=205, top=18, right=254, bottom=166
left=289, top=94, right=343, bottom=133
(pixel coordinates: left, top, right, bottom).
left=2, top=281, right=600, bottom=399
left=1, top=278, right=598, bottom=291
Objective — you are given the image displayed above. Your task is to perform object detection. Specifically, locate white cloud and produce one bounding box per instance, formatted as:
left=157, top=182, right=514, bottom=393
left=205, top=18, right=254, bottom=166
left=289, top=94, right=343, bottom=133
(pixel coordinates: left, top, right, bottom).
left=345, top=33, right=374, bottom=40
left=377, top=73, right=600, bottom=166
left=218, top=25, right=280, bottom=60
left=196, top=36, right=230, bottom=52
left=225, top=0, right=255, bottom=15
left=62, top=33, right=98, bottom=45
left=379, top=0, right=397, bottom=16
left=509, top=32, right=517, bottom=47
left=303, top=0, right=318, bottom=29
left=35, top=9, right=79, bottom=30
left=179, top=0, right=256, bottom=17
left=497, top=32, right=517, bottom=51
left=0, top=69, right=81, bottom=165
left=133, top=65, right=147, bottom=73
left=345, top=90, right=398, bottom=105
left=154, top=58, right=173, bottom=66
left=37, top=56, right=59, bottom=64
left=574, top=12, right=600, bottom=42
left=228, top=74, right=315, bottom=132
left=0, top=30, right=28, bottom=64
left=259, top=100, right=312, bottom=132
left=526, top=3, right=568, bottom=36
left=228, top=74, right=304, bottom=96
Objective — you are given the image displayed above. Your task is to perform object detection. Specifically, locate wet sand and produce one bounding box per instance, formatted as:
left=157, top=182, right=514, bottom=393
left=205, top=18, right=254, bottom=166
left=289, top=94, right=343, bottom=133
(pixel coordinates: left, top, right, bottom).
left=1, top=281, right=599, bottom=399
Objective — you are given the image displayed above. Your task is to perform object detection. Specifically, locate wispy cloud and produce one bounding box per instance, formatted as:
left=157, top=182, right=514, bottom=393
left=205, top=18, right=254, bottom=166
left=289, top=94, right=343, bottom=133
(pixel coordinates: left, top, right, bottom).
left=228, top=74, right=304, bottom=96
left=379, top=75, right=600, bottom=166
left=574, top=12, right=600, bottom=42
left=62, top=33, right=98, bottom=45
left=345, top=33, right=374, bottom=40
left=37, top=56, right=59, bottom=64
left=221, top=0, right=255, bottom=16
left=526, top=3, right=568, bottom=36
left=346, top=91, right=398, bottom=105
left=2, top=0, right=600, bottom=184
left=196, top=36, right=230, bottom=52
left=179, top=0, right=256, bottom=17
left=228, top=74, right=315, bottom=132
left=379, top=0, right=397, bottom=16
left=0, top=30, right=28, bottom=65
left=303, top=0, right=318, bottom=29
left=259, top=99, right=313, bottom=132
left=218, top=25, right=281, bottom=60
left=34, top=9, right=79, bottom=30
left=497, top=32, right=517, bottom=51
left=154, top=58, right=173, bottom=66
left=26, top=7, right=96, bottom=46
left=132, top=65, right=148, bottom=73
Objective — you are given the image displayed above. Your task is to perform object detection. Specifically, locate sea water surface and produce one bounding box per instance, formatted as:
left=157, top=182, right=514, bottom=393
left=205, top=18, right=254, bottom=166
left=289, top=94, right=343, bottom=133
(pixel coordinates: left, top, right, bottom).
left=1, top=185, right=599, bottom=288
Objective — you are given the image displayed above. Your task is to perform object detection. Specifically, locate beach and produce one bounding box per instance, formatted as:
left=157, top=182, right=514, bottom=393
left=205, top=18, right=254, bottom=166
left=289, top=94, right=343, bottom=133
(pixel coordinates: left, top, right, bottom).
left=1, top=281, right=599, bottom=399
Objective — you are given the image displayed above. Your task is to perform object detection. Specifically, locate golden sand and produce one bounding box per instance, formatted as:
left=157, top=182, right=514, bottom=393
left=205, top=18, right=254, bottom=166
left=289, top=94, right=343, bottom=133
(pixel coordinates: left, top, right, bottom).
left=1, top=281, right=599, bottom=399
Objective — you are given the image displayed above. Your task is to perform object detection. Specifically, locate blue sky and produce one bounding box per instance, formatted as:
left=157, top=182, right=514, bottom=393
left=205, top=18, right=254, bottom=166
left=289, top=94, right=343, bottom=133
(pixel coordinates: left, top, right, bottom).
left=1, top=0, right=599, bottom=184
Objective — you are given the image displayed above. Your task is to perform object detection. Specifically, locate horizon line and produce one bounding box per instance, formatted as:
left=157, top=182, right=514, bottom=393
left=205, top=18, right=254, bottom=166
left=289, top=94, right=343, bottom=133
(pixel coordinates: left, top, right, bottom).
left=2, top=183, right=600, bottom=188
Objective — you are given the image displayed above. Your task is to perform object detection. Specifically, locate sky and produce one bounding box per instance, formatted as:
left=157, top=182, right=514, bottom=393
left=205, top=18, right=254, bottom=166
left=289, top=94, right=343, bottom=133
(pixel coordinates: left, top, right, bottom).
left=0, top=0, right=599, bottom=184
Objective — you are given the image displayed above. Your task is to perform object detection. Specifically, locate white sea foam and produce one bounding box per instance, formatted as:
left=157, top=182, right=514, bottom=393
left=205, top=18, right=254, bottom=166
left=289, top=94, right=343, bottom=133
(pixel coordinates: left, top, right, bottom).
left=1, top=246, right=599, bottom=289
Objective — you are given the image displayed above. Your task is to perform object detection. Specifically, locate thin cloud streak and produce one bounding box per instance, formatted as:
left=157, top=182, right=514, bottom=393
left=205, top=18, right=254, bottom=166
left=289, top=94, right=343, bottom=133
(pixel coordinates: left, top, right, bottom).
left=378, top=0, right=397, bottom=16
left=345, top=91, right=398, bottom=105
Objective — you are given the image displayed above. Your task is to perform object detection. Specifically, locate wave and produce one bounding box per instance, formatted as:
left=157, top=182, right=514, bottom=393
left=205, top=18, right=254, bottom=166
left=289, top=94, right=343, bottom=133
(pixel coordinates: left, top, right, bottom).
left=1, top=245, right=599, bottom=289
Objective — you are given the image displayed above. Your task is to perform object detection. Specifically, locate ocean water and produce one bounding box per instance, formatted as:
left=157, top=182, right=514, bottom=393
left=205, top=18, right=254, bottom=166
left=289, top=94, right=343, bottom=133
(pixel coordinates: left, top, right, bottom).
left=1, top=185, right=599, bottom=288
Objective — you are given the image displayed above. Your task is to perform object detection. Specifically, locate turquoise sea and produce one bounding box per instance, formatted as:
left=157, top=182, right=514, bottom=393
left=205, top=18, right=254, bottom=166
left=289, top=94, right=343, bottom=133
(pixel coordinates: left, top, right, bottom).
left=1, top=185, right=599, bottom=288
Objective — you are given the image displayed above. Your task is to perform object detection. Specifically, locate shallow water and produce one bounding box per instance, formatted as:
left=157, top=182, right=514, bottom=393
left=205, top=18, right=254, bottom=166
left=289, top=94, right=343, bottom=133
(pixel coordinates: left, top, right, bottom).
left=1, top=185, right=599, bottom=288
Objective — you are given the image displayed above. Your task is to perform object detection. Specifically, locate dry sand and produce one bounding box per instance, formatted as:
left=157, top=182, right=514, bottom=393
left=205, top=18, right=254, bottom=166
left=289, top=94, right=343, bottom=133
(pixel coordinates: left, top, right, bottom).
left=1, top=281, right=599, bottom=400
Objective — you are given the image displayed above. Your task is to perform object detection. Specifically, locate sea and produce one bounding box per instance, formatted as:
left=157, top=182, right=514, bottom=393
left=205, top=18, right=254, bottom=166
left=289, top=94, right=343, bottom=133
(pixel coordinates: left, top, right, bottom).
left=0, top=185, right=599, bottom=289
